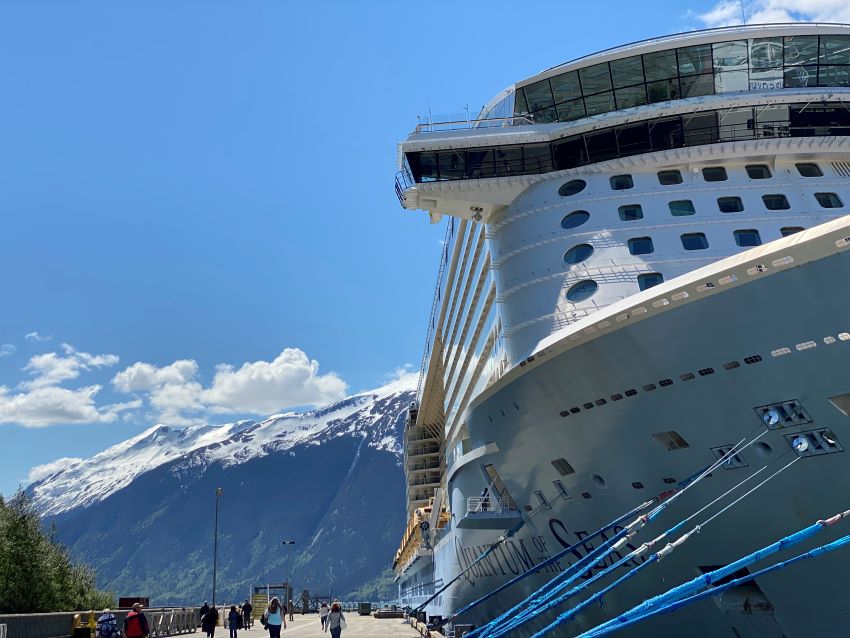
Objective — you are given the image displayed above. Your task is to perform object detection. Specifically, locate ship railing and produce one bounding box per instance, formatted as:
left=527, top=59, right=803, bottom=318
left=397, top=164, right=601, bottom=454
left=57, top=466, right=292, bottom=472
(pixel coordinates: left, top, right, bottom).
left=413, top=114, right=535, bottom=134
left=466, top=495, right=516, bottom=514
left=394, top=166, right=414, bottom=206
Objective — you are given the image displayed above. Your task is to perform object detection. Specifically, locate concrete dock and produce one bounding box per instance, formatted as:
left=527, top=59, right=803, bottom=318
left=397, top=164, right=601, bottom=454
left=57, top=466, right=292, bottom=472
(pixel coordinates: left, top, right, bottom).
left=237, top=615, right=421, bottom=637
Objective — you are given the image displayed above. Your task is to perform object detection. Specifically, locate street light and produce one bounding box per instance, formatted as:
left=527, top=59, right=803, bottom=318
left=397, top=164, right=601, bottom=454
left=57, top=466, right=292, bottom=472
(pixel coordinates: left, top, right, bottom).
left=212, top=487, right=223, bottom=608
left=281, top=540, right=296, bottom=617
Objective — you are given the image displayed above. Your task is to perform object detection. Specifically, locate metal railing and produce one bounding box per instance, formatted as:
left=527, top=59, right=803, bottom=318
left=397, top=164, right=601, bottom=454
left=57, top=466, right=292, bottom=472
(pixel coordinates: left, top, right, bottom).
left=413, top=115, right=535, bottom=134
left=1, top=623, right=6, bottom=638
left=394, top=167, right=414, bottom=206
left=147, top=610, right=197, bottom=637
left=466, top=495, right=516, bottom=514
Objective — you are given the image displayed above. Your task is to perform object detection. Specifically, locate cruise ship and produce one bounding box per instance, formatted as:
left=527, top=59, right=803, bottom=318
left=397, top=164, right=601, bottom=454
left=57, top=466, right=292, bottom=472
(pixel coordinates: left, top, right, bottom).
left=392, top=23, right=850, bottom=637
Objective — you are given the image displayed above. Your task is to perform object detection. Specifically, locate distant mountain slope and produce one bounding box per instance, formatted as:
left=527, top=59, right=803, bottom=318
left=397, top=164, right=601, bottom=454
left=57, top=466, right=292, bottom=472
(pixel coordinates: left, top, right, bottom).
left=30, top=376, right=415, bottom=603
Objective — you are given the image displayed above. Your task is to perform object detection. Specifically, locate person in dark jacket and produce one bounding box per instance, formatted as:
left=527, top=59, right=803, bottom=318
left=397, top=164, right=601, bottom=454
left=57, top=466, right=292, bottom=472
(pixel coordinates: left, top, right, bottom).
left=200, top=602, right=210, bottom=626
left=228, top=606, right=239, bottom=638
left=241, top=600, right=252, bottom=628
left=124, top=604, right=150, bottom=638
left=201, top=606, right=219, bottom=638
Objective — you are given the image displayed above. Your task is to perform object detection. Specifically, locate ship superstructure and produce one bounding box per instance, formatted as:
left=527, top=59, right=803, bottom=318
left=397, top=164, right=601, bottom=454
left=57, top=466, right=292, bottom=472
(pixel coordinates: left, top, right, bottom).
left=394, top=24, right=850, bottom=637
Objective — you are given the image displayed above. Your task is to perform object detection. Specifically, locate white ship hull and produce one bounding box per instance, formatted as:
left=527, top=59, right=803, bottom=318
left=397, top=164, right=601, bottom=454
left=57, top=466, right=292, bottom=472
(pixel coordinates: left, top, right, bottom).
left=400, top=216, right=850, bottom=636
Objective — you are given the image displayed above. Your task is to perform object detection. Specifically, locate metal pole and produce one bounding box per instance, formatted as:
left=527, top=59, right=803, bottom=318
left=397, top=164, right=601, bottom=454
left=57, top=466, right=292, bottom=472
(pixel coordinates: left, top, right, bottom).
left=212, top=487, right=223, bottom=607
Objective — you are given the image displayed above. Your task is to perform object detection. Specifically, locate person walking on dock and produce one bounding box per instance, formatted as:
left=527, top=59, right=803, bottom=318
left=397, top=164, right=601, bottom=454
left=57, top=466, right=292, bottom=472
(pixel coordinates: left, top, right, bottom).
left=228, top=606, right=240, bottom=638
left=287, top=599, right=294, bottom=622
left=264, top=597, right=286, bottom=638
left=96, top=609, right=118, bottom=638
left=241, top=600, right=252, bottom=628
left=319, top=602, right=329, bottom=630
left=124, top=603, right=150, bottom=638
left=200, top=602, right=210, bottom=626
left=324, top=601, right=346, bottom=638
left=202, top=606, right=219, bottom=638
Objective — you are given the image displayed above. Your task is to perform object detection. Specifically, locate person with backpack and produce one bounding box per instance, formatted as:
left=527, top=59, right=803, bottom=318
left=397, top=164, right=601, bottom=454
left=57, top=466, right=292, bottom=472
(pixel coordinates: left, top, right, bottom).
left=263, top=597, right=286, bottom=638
left=227, top=606, right=240, bottom=638
left=324, top=601, right=346, bottom=637
left=96, top=609, right=118, bottom=638
left=124, top=604, right=150, bottom=638
left=201, top=606, right=219, bottom=638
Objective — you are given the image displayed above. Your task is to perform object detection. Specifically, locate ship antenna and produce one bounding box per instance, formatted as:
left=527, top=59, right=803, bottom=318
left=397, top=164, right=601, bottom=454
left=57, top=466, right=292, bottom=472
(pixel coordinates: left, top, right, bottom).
left=740, top=0, right=746, bottom=24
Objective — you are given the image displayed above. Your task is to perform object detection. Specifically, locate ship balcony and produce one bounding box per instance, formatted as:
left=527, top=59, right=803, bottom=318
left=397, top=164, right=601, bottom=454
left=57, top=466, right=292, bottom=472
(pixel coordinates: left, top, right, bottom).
left=408, top=474, right=442, bottom=487
left=407, top=460, right=442, bottom=473
left=457, top=495, right=523, bottom=530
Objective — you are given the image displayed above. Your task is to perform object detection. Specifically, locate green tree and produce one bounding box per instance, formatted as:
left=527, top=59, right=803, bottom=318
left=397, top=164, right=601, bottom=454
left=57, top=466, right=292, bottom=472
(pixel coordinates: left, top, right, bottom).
left=0, top=490, right=113, bottom=613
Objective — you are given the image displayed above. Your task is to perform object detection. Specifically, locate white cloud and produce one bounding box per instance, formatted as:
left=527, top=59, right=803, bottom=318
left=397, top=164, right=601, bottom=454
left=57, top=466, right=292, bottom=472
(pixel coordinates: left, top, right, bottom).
left=25, top=331, right=52, bottom=342
left=0, top=344, right=15, bottom=357
left=696, top=0, right=850, bottom=26
left=112, top=348, right=348, bottom=423
left=22, top=344, right=120, bottom=390
left=0, top=384, right=141, bottom=428
left=26, top=457, right=83, bottom=484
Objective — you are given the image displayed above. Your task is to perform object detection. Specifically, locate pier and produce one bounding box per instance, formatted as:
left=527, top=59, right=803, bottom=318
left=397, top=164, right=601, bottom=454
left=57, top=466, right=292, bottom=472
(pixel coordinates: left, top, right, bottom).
left=233, top=616, right=421, bottom=637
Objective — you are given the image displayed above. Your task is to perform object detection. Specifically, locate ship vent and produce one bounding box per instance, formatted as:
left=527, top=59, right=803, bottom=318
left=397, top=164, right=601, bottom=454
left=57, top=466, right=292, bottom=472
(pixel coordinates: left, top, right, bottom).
left=785, top=428, right=844, bottom=457
left=754, top=400, right=813, bottom=429
left=652, top=431, right=690, bottom=451
left=711, top=445, right=749, bottom=469
left=832, top=161, right=850, bottom=178
left=551, top=458, right=576, bottom=476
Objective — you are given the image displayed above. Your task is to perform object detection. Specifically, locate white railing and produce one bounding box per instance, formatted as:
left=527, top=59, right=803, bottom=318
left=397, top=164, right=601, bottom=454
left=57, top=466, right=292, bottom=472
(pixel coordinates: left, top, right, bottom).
left=147, top=610, right=197, bottom=637
left=467, top=496, right=514, bottom=514
left=1, top=623, right=7, bottom=638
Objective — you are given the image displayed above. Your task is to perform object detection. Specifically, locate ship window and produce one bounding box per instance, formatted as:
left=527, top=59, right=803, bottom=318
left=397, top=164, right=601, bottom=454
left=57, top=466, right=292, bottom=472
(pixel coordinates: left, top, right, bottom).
left=698, top=367, right=715, bottom=376
left=586, top=131, right=618, bottom=168
left=642, top=383, right=657, bottom=392
left=611, top=393, right=624, bottom=401
left=781, top=226, right=804, bottom=236
left=796, top=162, right=823, bottom=177
left=570, top=407, right=580, bottom=414
left=595, top=398, right=607, bottom=406
left=551, top=458, right=576, bottom=476
left=657, top=169, right=683, bottom=185
left=618, top=204, right=644, bottom=221
left=582, top=492, right=592, bottom=500
left=702, top=166, right=728, bottom=182
left=817, top=65, right=850, bottom=87
left=638, top=273, right=664, bottom=291
left=556, top=99, right=586, bottom=122
left=681, top=232, right=709, bottom=250
left=584, top=92, right=616, bottom=117
left=566, top=280, right=598, bottom=303
left=535, top=490, right=552, bottom=509
left=550, top=71, right=581, bottom=104
left=680, top=372, right=695, bottom=381
left=745, top=164, right=772, bottom=179
left=524, top=78, right=555, bottom=112
left=610, top=55, right=644, bottom=89
left=583, top=402, right=594, bottom=410
left=579, top=62, right=613, bottom=94
left=663, top=477, right=677, bottom=484
left=815, top=192, right=843, bottom=208
left=628, top=236, right=654, bottom=255
left=553, top=480, right=571, bottom=499
left=632, top=482, right=644, bottom=489
left=718, top=196, right=744, bottom=213
left=564, top=243, right=594, bottom=264
left=558, top=179, right=587, bottom=196
left=610, top=174, right=634, bottom=190
left=615, top=85, right=648, bottom=109
left=734, top=229, right=762, bottom=247
left=669, top=200, right=696, bottom=216
left=644, top=49, right=678, bottom=81
left=744, top=355, right=763, bottom=364
left=820, top=35, right=850, bottom=65
left=559, top=410, right=569, bottom=417
left=561, top=210, right=590, bottom=229
left=647, top=78, right=680, bottom=103
left=659, top=378, right=674, bottom=387
left=678, top=43, right=713, bottom=75
left=652, top=430, right=690, bottom=451
left=763, top=194, right=790, bottom=210
left=723, top=361, right=741, bottom=370
left=680, top=73, right=715, bottom=98
left=624, top=388, right=638, bottom=396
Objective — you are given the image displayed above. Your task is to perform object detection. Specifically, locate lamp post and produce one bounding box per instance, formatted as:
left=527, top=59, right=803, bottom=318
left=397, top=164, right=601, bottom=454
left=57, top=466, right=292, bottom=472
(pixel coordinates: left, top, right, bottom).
left=281, top=540, right=295, bottom=616
left=212, top=487, right=223, bottom=607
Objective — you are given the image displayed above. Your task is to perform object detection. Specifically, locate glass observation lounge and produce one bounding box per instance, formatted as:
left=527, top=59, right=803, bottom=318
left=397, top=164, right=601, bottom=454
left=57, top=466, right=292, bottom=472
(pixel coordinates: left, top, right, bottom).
left=515, top=33, right=850, bottom=124
left=404, top=102, right=850, bottom=183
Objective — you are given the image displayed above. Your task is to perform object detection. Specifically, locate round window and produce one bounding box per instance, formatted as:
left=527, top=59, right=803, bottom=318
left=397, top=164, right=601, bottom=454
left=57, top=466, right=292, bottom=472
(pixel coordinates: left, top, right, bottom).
left=566, top=280, right=599, bottom=303
left=563, top=243, right=594, bottom=264
left=560, top=210, right=590, bottom=229
left=558, top=179, right=587, bottom=197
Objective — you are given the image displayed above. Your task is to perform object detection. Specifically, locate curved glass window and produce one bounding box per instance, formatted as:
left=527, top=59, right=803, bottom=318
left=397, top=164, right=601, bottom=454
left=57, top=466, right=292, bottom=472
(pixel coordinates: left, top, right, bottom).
left=669, top=200, right=695, bottom=216
left=657, top=170, right=683, bottom=185
left=628, top=237, right=654, bottom=255
left=746, top=164, right=772, bottom=179
left=703, top=166, right=728, bottom=182
left=681, top=232, right=709, bottom=250
left=734, top=229, right=762, bottom=247
left=561, top=210, right=590, bottom=229
left=638, top=273, right=664, bottom=291
left=564, top=243, right=594, bottom=264
left=781, top=226, right=804, bottom=236
left=610, top=174, right=634, bottom=190
left=815, top=192, right=843, bottom=208
left=763, top=194, right=790, bottom=210
left=618, top=204, right=643, bottom=221
left=718, top=196, right=744, bottom=213
left=796, top=162, right=823, bottom=177
left=566, top=280, right=599, bottom=303
left=558, top=179, right=586, bottom=196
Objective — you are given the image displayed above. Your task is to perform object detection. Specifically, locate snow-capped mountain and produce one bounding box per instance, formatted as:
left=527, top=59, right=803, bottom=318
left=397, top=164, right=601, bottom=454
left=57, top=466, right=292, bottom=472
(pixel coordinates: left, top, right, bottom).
left=29, top=375, right=416, bottom=603
left=31, top=374, right=414, bottom=516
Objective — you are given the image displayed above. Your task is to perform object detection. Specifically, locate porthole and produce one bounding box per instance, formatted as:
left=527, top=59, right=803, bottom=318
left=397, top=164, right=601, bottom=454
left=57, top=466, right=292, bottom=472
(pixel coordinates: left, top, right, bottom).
left=796, top=162, right=823, bottom=177
left=628, top=236, right=654, bottom=255
left=563, top=243, right=594, bottom=264
left=558, top=179, right=587, bottom=196
left=638, top=272, right=664, bottom=290
left=591, top=474, right=607, bottom=488
left=561, top=210, right=590, bottom=229
left=815, top=192, right=843, bottom=208
left=702, top=166, right=728, bottom=182
left=566, top=280, right=599, bottom=302
left=781, top=226, right=804, bottom=236
left=681, top=232, right=709, bottom=250
left=657, top=170, right=683, bottom=185
left=745, top=164, right=772, bottom=179
left=718, top=196, right=744, bottom=213
left=610, top=174, right=634, bottom=190
left=618, top=204, right=644, bottom=221
left=669, top=200, right=695, bottom=216
left=734, top=229, right=762, bottom=247
left=763, top=194, right=790, bottom=210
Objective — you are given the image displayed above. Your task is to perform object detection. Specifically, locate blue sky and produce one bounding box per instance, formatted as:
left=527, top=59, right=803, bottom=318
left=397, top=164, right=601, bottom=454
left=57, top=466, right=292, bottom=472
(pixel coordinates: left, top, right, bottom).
left=1, top=0, right=844, bottom=496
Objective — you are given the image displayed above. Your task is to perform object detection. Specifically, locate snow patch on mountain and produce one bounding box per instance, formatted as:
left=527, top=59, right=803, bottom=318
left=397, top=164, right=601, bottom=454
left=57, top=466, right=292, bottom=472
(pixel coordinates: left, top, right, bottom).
left=29, top=373, right=416, bottom=516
